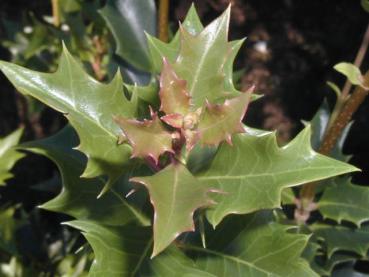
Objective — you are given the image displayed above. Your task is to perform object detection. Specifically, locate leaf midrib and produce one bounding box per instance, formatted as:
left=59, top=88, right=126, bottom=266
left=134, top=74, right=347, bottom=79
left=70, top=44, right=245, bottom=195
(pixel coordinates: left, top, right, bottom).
left=180, top=244, right=272, bottom=276
left=180, top=14, right=227, bottom=102
left=198, top=166, right=343, bottom=181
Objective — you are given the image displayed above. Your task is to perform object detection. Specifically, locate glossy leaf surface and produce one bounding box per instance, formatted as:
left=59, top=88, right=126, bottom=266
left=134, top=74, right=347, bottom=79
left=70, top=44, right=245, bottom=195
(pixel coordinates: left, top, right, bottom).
left=0, top=47, right=138, bottom=194
left=146, top=4, right=204, bottom=72
left=198, top=92, right=250, bottom=146
left=0, top=128, right=24, bottom=185
left=99, top=0, right=156, bottom=71
left=67, top=221, right=213, bottom=277
left=198, top=126, right=358, bottom=226
left=114, top=113, right=174, bottom=163
left=131, top=163, right=213, bottom=257
left=173, top=7, right=231, bottom=107
left=187, top=212, right=318, bottom=277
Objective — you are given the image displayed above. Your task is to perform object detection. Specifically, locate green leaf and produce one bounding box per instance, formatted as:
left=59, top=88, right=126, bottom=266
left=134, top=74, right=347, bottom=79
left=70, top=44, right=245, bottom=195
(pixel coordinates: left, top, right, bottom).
left=173, top=7, right=234, bottom=107
left=311, top=224, right=369, bottom=258
left=334, top=62, right=367, bottom=89
left=323, top=253, right=357, bottom=276
left=224, top=39, right=246, bottom=97
left=131, top=163, right=213, bottom=257
left=0, top=46, right=138, bottom=195
left=23, top=126, right=149, bottom=226
left=185, top=212, right=318, bottom=277
left=281, top=188, right=296, bottom=205
left=197, top=126, right=359, bottom=227
left=318, top=177, right=369, bottom=226
left=125, top=81, right=159, bottom=107
left=99, top=0, right=156, bottom=71
left=114, top=112, right=174, bottom=164
left=0, top=128, right=24, bottom=185
left=146, top=4, right=204, bottom=73
left=198, top=92, right=251, bottom=146
left=66, top=221, right=214, bottom=276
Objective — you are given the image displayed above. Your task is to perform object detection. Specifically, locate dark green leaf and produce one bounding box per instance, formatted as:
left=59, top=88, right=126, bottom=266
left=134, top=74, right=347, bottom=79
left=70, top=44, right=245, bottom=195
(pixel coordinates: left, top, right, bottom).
left=23, top=126, right=149, bottom=226
left=318, top=177, right=369, bottom=226
left=99, top=0, right=156, bottom=71
left=66, top=221, right=214, bottom=276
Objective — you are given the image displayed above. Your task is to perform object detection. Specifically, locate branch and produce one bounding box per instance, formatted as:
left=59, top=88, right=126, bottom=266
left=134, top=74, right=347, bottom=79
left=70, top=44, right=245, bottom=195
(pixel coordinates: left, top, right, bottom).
left=51, top=0, right=60, bottom=27
left=296, top=23, right=369, bottom=223
left=158, top=0, right=169, bottom=42
left=299, top=74, right=369, bottom=202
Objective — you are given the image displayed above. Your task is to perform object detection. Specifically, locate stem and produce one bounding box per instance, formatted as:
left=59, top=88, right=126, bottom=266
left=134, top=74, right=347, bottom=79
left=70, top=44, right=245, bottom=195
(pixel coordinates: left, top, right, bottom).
left=297, top=71, right=369, bottom=219
left=341, top=23, right=369, bottom=99
left=51, top=0, right=60, bottom=27
left=295, top=23, right=369, bottom=222
left=158, top=0, right=169, bottom=42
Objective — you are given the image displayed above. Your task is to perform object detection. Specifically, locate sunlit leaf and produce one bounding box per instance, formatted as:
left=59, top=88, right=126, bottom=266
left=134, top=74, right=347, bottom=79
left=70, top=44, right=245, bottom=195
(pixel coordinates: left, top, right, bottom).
left=131, top=163, right=213, bottom=257
left=198, top=126, right=358, bottom=227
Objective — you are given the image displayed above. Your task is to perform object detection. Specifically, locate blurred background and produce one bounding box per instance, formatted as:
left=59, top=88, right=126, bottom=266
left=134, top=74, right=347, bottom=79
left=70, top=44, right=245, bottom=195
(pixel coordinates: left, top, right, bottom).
left=0, top=0, right=368, bottom=275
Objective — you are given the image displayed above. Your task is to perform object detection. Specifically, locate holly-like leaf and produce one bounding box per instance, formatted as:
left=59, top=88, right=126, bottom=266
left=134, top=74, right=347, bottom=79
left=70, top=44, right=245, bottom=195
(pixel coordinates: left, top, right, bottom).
left=184, top=211, right=318, bottom=276
left=198, top=92, right=251, bottom=146
left=312, top=224, right=369, bottom=258
left=99, top=0, right=156, bottom=71
left=66, top=221, right=214, bottom=276
left=114, top=112, right=174, bottom=163
left=318, top=177, right=369, bottom=226
left=197, top=126, right=359, bottom=227
left=23, top=125, right=149, bottom=226
left=146, top=4, right=204, bottom=73
left=223, top=39, right=246, bottom=98
left=0, top=128, right=24, bottom=185
left=131, top=163, right=213, bottom=257
left=159, top=58, right=190, bottom=116
left=322, top=253, right=357, bottom=276
left=0, top=46, right=138, bottom=195
left=125, top=81, right=159, bottom=107
left=173, top=7, right=232, bottom=108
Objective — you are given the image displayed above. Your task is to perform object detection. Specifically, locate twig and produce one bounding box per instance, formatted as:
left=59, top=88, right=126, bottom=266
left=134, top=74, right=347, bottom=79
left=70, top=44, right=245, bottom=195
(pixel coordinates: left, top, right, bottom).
left=296, top=22, right=369, bottom=223
left=158, top=0, right=169, bottom=42
left=341, top=24, right=369, bottom=99
left=299, top=73, right=369, bottom=202
left=51, top=0, right=60, bottom=27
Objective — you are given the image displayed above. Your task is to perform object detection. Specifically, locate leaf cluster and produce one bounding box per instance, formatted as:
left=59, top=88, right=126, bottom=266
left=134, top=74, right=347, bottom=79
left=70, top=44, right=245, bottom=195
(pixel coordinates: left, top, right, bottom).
left=0, top=1, right=368, bottom=276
